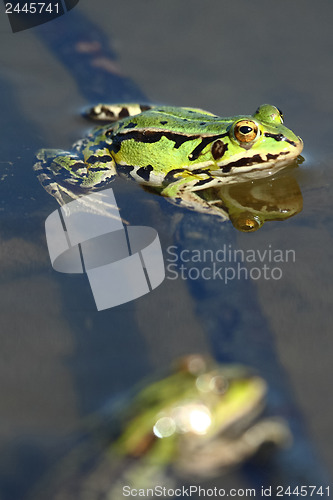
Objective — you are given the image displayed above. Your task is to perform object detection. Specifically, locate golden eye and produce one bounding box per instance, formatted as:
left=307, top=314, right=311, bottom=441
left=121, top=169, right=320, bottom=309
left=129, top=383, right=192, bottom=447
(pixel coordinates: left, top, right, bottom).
left=234, top=120, right=258, bottom=143
left=230, top=213, right=263, bottom=232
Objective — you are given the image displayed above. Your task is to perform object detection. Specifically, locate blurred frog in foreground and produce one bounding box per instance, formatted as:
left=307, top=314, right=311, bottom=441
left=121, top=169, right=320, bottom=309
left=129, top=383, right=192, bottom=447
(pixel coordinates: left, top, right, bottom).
left=32, top=355, right=291, bottom=499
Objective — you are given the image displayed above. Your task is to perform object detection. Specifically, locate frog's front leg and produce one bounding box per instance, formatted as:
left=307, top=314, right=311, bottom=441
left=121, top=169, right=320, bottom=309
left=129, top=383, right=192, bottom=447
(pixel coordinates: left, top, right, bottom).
left=34, top=138, right=116, bottom=206
left=161, top=170, right=228, bottom=219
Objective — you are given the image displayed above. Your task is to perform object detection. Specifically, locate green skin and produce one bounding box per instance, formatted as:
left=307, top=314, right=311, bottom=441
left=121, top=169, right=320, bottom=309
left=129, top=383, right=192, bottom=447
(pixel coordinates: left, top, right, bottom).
left=34, top=104, right=303, bottom=216
left=32, top=356, right=291, bottom=499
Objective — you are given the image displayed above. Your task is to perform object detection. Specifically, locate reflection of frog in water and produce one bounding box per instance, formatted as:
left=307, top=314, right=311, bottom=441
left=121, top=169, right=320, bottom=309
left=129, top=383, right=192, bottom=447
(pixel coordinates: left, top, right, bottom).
left=199, top=168, right=303, bottom=231
left=32, top=356, right=291, bottom=499
left=34, top=104, right=303, bottom=225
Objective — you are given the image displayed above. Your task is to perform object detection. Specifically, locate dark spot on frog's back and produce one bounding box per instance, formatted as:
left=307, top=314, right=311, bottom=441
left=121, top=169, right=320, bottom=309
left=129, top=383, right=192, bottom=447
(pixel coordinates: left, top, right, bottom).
left=90, top=105, right=115, bottom=118
left=211, top=140, right=227, bottom=160
left=140, top=104, right=151, bottom=112
left=188, top=133, right=228, bottom=161
left=116, top=130, right=200, bottom=149
left=137, top=164, right=154, bottom=182
left=124, top=122, right=138, bottom=129
left=160, top=121, right=168, bottom=125
left=119, top=107, right=130, bottom=118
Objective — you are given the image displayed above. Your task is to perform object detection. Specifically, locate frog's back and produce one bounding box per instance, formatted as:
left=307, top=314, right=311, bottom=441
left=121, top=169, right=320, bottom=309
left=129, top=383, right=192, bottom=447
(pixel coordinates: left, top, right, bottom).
left=114, top=105, right=234, bottom=136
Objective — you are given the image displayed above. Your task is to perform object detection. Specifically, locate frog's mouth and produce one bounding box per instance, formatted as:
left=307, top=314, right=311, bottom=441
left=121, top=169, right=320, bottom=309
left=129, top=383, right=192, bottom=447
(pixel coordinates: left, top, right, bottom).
left=212, top=133, right=303, bottom=176
left=213, top=153, right=302, bottom=183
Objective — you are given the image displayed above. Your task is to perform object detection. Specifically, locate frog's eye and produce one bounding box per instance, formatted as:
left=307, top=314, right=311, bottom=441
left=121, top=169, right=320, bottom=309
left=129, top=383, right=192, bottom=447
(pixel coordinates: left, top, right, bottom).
left=234, top=120, right=258, bottom=143
left=230, top=212, right=264, bottom=232
left=254, top=104, right=284, bottom=124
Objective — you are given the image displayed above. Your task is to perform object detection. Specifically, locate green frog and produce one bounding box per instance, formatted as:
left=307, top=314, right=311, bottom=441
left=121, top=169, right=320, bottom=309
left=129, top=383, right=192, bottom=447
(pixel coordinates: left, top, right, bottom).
left=32, top=355, right=291, bottom=499
left=34, top=103, right=303, bottom=217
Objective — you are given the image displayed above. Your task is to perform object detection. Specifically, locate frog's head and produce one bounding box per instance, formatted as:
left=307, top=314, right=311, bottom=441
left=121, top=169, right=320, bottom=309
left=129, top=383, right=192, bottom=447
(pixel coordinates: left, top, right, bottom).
left=172, top=359, right=291, bottom=476
left=174, top=363, right=269, bottom=449
left=212, top=104, right=303, bottom=180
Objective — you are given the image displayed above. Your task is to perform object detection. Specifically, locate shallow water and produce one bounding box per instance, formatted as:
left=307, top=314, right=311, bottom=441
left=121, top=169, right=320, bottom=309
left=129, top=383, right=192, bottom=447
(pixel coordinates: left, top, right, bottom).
left=0, top=1, right=332, bottom=498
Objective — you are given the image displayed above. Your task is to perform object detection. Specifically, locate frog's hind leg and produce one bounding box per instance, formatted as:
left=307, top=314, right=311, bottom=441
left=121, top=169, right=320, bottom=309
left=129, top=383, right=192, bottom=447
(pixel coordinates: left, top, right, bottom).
left=87, top=103, right=152, bottom=122
left=34, top=145, right=116, bottom=206
left=34, top=149, right=84, bottom=205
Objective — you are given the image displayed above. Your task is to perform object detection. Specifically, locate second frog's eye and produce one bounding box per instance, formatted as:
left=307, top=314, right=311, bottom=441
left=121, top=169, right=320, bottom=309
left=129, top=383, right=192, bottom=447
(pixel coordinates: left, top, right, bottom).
left=234, top=120, right=259, bottom=143
left=277, top=108, right=284, bottom=123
